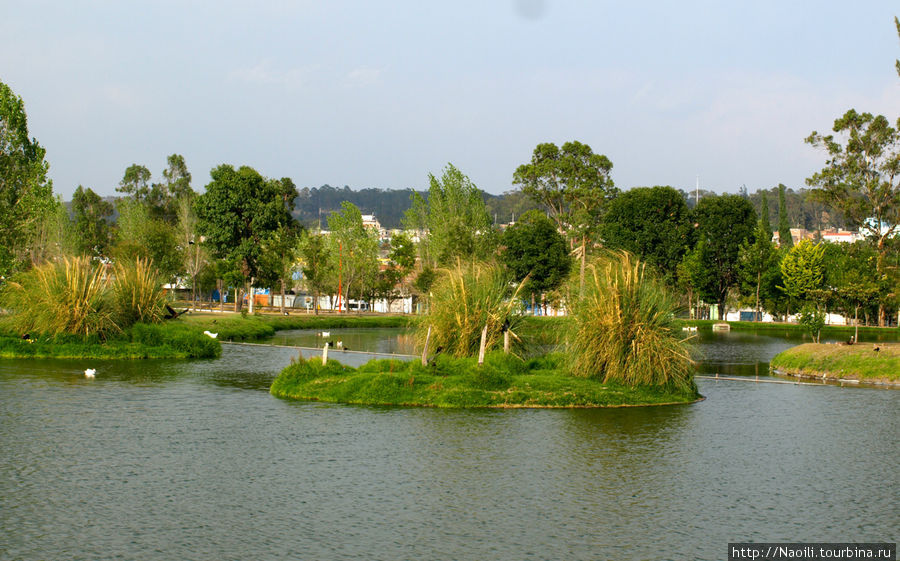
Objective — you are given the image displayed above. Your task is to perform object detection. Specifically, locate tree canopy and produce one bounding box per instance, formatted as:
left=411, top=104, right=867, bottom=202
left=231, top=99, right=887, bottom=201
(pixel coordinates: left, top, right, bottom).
left=500, top=210, right=571, bottom=296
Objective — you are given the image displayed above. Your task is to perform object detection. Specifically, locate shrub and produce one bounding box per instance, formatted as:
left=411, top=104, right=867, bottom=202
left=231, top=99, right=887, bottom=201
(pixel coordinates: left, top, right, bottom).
left=418, top=260, right=526, bottom=358
left=113, top=257, right=166, bottom=327
left=566, top=251, right=695, bottom=391
left=0, top=256, right=118, bottom=338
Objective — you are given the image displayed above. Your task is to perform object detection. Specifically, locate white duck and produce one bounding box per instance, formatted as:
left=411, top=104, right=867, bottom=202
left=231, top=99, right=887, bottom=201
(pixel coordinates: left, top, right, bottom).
left=84, top=368, right=96, bottom=378
left=203, top=330, right=218, bottom=339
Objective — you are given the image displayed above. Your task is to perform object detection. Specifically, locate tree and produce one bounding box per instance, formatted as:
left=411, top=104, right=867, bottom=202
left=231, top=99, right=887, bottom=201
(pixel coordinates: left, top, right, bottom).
left=759, top=190, right=772, bottom=236
left=327, top=201, right=379, bottom=312
left=71, top=185, right=113, bottom=257
left=118, top=164, right=152, bottom=200
left=600, top=186, right=693, bottom=285
left=739, top=215, right=777, bottom=320
left=500, top=210, right=571, bottom=311
left=404, top=164, right=494, bottom=267
left=299, top=231, right=332, bottom=314
left=195, top=164, right=297, bottom=311
left=692, top=194, right=757, bottom=317
left=513, top=140, right=617, bottom=289
left=0, top=80, right=55, bottom=276
left=377, top=232, right=416, bottom=313
left=779, top=239, right=825, bottom=317
left=112, top=198, right=181, bottom=282
left=176, top=195, right=208, bottom=310
left=259, top=224, right=302, bottom=315
left=777, top=183, right=793, bottom=249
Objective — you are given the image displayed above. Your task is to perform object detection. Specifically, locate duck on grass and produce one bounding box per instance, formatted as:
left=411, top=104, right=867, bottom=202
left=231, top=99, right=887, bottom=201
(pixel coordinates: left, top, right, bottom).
left=271, top=253, right=700, bottom=408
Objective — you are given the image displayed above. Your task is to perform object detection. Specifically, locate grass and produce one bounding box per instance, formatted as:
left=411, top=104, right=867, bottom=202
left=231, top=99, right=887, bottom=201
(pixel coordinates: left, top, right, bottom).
left=270, top=351, right=702, bottom=408
left=770, top=343, right=900, bottom=383
left=0, top=321, right=221, bottom=359
left=566, top=252, right=695, bottom=392
left=178, top=313, right=410, bottom=341
left=674, top=318, right=899, bottom=337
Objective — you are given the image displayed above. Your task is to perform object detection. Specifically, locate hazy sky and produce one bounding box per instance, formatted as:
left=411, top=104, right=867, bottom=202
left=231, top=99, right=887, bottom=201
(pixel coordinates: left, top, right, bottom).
left=3, top=1, right=899, bottom=199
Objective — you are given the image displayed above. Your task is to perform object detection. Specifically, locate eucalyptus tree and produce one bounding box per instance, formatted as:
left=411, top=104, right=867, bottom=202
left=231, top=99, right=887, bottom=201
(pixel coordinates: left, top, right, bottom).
left=195, top=165, right=297, bottom=311
left=513, top=140, right=617, bottom=289
left=0, top=80, right=55, bottom=276
left=71, top=185, right=113, bottom=257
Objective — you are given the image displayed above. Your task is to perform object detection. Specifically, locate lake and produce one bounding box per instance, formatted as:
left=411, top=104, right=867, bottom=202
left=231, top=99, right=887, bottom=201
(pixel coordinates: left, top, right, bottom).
left=1, top=329, right=897, bottom=560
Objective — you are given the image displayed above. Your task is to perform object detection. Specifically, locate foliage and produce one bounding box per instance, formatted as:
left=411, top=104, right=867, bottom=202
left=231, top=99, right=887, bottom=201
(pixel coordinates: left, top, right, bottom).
left=0, top=256, right=117, bottom=338
left=566, top=252, right=695, bottom=392
left=797, top=305, right=826, bottom=343
left=776, top=183, right=794, bottom=249
left=113, top=198, right=181, bottom=281
left=806, top=109, right=900, bottom=266
left=500, top=210, right=571, bottom=295
left=176, top=194, right=208, bottom=308
left=112, top=257, right=166, bottom=326
left=691, top=194, right=758, bottom=315
left=418, top=260, right=525, bottom=358
left=739, top=214, right=777, bottom=318
left=180, top=313, right=409, bottom=341
left=600, top=186, right=693, bottom=285
left=0, top=80, right=55, bottom=277
left=195, top=165, right=297, bottom=304
left=779, top=239, right=825, bottom=305
left=71, top=185, right=114, bottom=257
left=327, top=201, right=379, bottom=306
left=299, top=230, right=333, bottom=314
left=404, top=163, right=494, bottom=266
left=270, top=351, right=700, bottom=408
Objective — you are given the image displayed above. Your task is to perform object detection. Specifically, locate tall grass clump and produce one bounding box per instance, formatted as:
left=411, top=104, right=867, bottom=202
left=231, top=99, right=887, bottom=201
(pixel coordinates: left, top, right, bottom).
left=0, top=256, right=118, bottom=338
left=418, top=260, right=526, bottom=357
left=567, top=251, right=695, bottom=392
left=113, top=257, right=166, bottom=326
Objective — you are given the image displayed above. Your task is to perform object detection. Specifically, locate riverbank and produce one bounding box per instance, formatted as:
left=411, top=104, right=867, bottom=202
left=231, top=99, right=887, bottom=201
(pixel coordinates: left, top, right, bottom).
left=0, top=322, right=221, bottom=359
left=179, top=313, right=410, bottom=341
left=270, top=352, right=701, bottom=408
left=770, top=343, right=900, bottom=385
left=675, top=319, right=898, bottom=338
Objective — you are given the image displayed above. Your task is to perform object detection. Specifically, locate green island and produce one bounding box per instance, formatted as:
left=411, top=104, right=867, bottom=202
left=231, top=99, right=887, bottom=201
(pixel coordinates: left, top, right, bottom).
left=272, top=254, right=702, bottom=408
left=770, top=343, right=900, bottom=385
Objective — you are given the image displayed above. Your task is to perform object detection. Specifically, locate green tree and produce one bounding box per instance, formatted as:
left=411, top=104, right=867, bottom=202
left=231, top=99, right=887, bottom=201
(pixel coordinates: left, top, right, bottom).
left=739, top=215, right=777, bottom=320
left=176, top=195, right=208, bottom=310
left=299, top=231, right=332, bottom=314
left=500, top=210, right=571, bottom=310
left=71, top=185, right=113, bottom=257
left=195, top=164, right=296, bottom=311
left=377, top=232, right=416, bottom=313
left=778, top=239, right=825, bottom=318
left=777, top=183, right=793, bottom=249
left=0, top=80, right=55, bottom=276
left=259, top=224, right=302, bottom=315
left=759, top=190, right=772, bottom=236
left=327, top=201, right=379, bottom=311
left=405, top=164, right=494, bottom=267
left=118, top=164, right=152, bottom=201
left=112, top=198, right=181, bottom=282
left=692, top=194, right=758, bottom=317
left=600, top=186, right=693, bottom=285
left=513, top=140, right=617, bottom=288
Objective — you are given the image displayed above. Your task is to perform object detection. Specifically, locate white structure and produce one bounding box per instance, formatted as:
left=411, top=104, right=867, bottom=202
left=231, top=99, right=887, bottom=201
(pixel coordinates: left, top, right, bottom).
left=821, top=229, right=863, bottom=244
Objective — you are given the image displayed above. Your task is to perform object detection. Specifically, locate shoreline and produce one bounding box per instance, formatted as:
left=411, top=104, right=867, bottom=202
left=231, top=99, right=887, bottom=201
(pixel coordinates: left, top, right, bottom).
left=769, top=342, right=900, bottom=387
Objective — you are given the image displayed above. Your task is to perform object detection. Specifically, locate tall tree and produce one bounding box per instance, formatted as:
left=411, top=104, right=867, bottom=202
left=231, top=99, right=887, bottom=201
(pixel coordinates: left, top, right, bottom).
left=777, top=183, right=793, bottom=249
left=117, top=164, right=152, bottom=201
left=806, top=110, right=900, bottom=272
left=512, top=140, right=617, bottom=289
left=0, top=80, right=55, bottom=275
left=759, top=190, right=772, bottom=236
left=71, top=185, right=113, bottom=257
left=176, top=195, right=208, bottom=310
left=195, top=164, right=296, bottom=311
left=600, top=186, right=694, bottom=285
left=779, top=239, right=825, bottom=318
left=299, top=231, right=332, bottom=314
left=327, top=201, right=379, bottom=311
left=739, top=214, right=777, bottom=320
left=691, top=194, right=758, bottom=317
left=404, top=163, right=493, bottom=267
left=259, top=224, right=302, bottom=314
left=500, top=210, right=572, bottom=311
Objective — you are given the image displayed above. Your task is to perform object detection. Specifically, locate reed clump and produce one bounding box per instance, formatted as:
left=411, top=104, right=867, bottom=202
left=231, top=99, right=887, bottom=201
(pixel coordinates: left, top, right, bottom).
left=417, top=260, right=525, bottom=358
left=1, top=256, right=166, bottom=339
left=566, top=251, right=695, bottom=392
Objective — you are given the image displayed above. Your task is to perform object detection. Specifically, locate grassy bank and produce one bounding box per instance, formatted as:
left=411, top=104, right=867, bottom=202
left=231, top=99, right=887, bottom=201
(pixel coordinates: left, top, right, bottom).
left=179, top=313, right=410, bottom=341
left=770, top=343, right=900, bottom=384
left=270, top=352, right=701, bottom=408
left=674, top=319, right=899, bottom=338
left=0, top=322, right=221, bottom=359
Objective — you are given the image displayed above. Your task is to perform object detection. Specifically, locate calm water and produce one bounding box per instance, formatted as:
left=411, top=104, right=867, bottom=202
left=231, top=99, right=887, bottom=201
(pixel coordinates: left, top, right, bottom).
left=1, top=331, right=897, bottom=560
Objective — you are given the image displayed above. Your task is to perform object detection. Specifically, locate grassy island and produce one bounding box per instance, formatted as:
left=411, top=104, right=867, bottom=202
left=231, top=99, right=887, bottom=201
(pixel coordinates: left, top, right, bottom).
left=179, top=313, right=409, bottom=341
left=770, top=343, right=900, bottom=384
left=0, top=322, right=221, bottom=359
left=270, top=352, right=701, bottom=408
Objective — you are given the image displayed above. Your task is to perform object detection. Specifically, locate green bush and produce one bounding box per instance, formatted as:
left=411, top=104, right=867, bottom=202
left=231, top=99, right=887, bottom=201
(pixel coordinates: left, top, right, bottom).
left=113, top=257, right=166, bottom=326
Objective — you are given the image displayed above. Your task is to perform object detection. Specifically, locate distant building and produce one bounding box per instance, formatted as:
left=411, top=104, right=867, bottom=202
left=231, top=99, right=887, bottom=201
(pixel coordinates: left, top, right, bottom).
left=821, top=229, right=862, bottom=244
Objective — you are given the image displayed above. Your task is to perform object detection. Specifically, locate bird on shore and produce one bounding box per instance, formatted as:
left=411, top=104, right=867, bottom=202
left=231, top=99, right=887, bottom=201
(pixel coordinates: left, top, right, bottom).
left=319, top=331, right=330, bottom=337
left=84, top=368, right=96, bottom=378
left=203, top=330, right=218, bottom=339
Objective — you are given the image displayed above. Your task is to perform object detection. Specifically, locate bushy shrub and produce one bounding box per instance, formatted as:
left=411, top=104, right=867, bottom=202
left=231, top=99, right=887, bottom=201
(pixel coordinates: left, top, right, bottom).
left=566, top=251, right=695, bottom=391
left=113, top=257, right=166, bottom=326
left=418, top=260, right=525, bottom=358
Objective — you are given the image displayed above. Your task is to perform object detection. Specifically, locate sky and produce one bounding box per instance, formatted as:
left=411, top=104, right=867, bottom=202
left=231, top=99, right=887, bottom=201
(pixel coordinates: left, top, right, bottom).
left=2, top=1, right=899, bottom=200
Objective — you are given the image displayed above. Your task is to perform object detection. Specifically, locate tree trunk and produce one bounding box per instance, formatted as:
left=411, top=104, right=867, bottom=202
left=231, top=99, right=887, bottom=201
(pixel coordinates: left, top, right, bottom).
left=579, top=233, right=587, bottom=296
left=531, top=292, right=535, bottom=316
left=234, top=288, right=241, bottom=312
left=280, top=279, right=286, bottom=315
left=218, top=280, right=224, bottom=313
left=755, top=271, right=761, bottom=321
